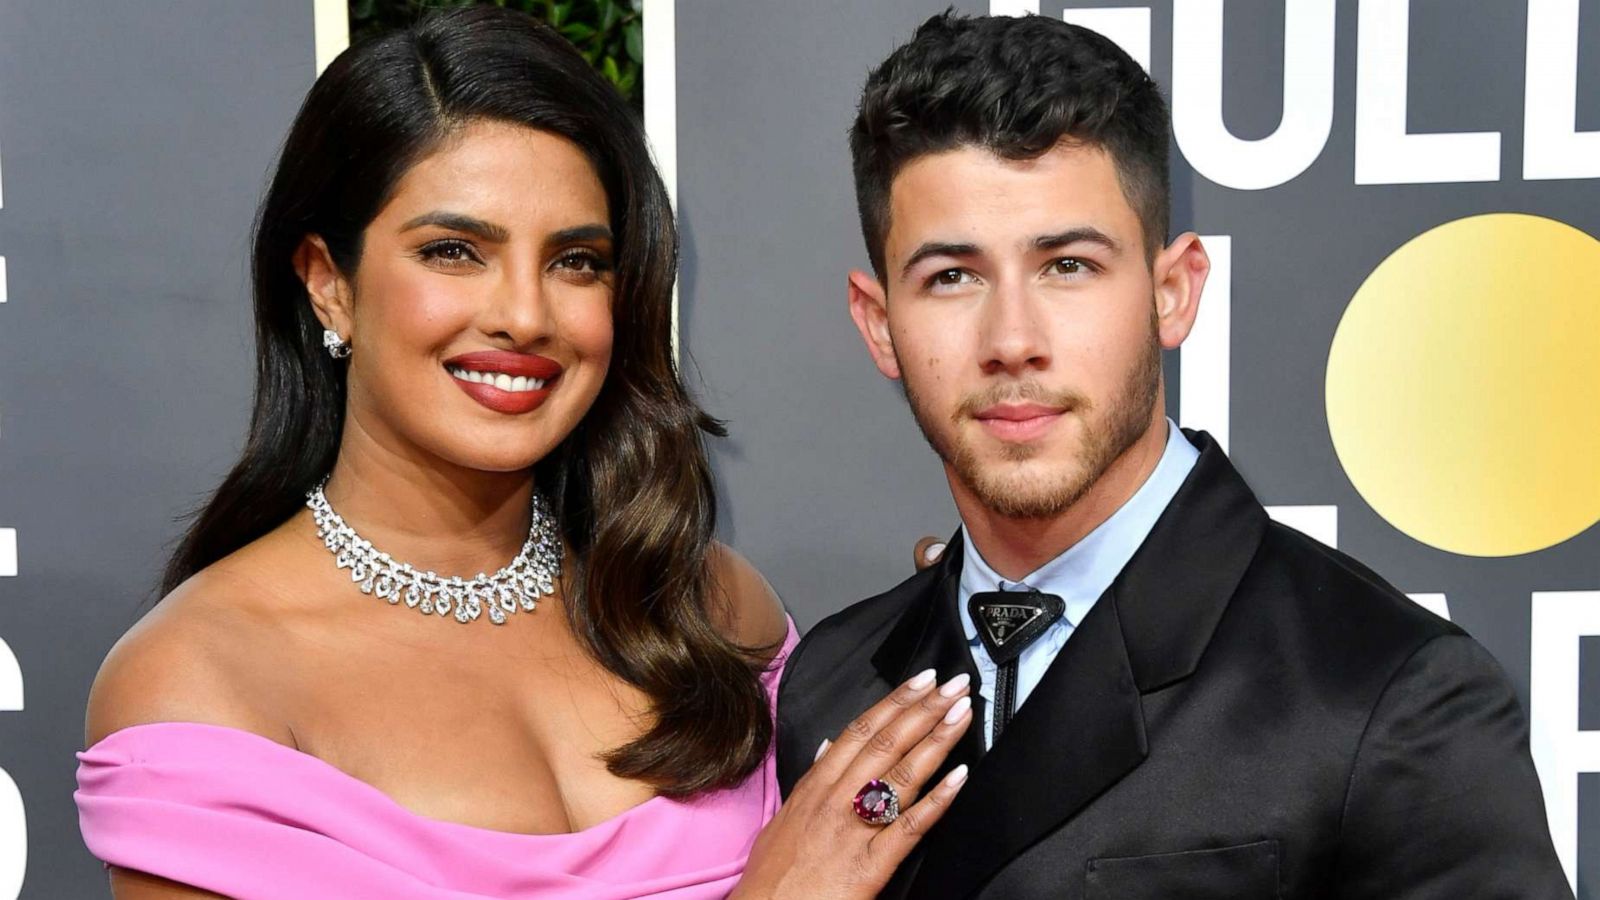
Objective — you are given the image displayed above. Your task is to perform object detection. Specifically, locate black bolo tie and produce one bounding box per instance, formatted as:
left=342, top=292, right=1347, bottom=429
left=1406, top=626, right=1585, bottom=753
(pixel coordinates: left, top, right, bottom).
left=968, top=588, right=1065, bottom=746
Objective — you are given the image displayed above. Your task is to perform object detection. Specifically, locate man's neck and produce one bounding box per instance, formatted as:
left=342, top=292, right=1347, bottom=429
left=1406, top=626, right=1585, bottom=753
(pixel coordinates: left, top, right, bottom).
left=953, top=416, right=1171, bottom=581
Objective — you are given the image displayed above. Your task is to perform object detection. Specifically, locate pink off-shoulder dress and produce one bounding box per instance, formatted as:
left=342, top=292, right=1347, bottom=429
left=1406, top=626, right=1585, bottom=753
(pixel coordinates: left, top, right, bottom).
left=75, top=621, right=798, bottom=900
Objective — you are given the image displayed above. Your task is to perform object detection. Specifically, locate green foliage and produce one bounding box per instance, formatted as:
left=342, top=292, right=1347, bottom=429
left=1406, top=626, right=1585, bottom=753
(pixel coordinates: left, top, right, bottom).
left=349, top=0, right=644, bottom=109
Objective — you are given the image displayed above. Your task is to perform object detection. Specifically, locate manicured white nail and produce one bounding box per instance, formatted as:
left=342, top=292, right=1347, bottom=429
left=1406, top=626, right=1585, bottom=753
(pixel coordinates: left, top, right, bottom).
left=943, top=695, right=972, bottom=725
left=924, top=542, right=947, bottom=563
left=907, top=668, right=936, bottom=690
left=814, top=739, right=831, bottom=761
left=939, top=673, right=970, bottom=697
left=944, top=764, right=970, bottom=788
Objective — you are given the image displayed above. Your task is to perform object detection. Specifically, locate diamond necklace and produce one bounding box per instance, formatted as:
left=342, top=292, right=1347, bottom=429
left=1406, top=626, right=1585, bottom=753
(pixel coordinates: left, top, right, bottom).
left=306, top=479, right=562, bottom=625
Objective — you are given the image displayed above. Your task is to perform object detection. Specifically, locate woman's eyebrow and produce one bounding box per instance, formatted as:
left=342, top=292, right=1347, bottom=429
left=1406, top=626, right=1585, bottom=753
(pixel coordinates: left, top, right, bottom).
left=549, top=224, right=614, bottom=244
left=400, top=211, right=511, bottom=242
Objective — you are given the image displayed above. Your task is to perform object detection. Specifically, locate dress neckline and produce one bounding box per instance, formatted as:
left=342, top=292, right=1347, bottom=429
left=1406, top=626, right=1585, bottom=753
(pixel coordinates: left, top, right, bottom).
left=81, top=616, right=795, bottom=844
left=82, top=720, right=679, bottom=840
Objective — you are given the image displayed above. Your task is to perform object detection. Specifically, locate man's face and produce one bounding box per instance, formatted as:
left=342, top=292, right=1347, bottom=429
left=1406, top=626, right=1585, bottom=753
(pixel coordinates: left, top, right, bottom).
left=850, top=142, right=1201, bottom=520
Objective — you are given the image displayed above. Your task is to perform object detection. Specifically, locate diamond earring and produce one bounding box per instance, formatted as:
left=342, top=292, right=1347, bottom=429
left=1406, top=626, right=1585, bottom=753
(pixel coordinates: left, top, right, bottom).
left=323, top=328, right=351, bottom=359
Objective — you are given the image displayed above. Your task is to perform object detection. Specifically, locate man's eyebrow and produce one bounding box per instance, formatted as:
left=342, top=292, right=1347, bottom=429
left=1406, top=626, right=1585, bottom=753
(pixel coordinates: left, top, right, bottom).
left=900, top=241, right=981, bottom=281
left=399, top=212, right=511, bottom=242
left=1033, top=227, right=1121, bottom=254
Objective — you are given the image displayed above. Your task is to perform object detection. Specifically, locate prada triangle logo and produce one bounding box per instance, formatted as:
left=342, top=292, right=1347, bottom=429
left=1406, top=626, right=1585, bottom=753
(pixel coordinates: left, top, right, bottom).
left=980, top=603, right=1043, bottom=646
left=968, top=590, right=1066, bottom=666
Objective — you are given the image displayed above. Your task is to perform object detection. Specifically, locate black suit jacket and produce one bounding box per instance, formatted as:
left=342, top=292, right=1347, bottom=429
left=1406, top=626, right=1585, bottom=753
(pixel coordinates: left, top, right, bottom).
left=776, top=432, right=1572, bottom=899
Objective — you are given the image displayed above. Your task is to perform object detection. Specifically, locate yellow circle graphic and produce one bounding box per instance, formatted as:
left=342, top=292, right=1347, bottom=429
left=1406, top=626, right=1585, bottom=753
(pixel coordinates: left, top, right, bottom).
left=1326, top=213, right=1600, bottom=557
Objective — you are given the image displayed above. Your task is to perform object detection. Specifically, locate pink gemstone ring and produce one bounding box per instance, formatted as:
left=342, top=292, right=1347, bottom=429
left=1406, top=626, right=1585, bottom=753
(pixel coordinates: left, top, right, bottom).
left=851, top=778, right=901, bottom=826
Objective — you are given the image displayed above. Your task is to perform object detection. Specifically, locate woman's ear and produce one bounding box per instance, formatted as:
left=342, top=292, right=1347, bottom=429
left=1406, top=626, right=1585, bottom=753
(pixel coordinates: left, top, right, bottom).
left=294, top=234, right=354, bottom=340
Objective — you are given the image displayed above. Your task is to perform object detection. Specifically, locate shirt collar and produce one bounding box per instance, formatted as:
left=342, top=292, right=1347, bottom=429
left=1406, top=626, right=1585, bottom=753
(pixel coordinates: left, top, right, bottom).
left=959, top=420, right=1200, bottom=643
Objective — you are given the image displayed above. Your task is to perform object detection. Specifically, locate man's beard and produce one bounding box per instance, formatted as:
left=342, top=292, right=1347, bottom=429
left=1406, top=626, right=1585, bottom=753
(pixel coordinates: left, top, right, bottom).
left=900, top=319, right=1162, bottom=521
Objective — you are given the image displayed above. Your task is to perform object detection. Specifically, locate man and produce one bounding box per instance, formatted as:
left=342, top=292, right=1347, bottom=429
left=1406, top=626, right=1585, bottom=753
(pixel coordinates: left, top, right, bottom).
left=774, top=12, right=1572, bottom=899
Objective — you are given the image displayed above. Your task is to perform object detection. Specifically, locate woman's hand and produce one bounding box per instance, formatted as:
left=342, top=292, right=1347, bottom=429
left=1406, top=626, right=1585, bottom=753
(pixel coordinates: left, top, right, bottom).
left=733, top=670, right=974, bottom=899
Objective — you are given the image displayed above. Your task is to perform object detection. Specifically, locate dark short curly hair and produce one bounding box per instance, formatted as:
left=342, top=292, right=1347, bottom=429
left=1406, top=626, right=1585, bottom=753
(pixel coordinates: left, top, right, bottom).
left=850, top=11, right=1171, bottom=276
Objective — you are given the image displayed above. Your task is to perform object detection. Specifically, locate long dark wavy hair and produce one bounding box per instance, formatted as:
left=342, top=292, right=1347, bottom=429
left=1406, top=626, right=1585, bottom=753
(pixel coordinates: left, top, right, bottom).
left=160, top=7, right=770, bottom=797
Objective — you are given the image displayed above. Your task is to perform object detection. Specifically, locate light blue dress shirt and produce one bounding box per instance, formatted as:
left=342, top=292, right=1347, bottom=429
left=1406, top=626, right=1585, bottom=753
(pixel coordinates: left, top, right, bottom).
left=959, top=421, right=1200, bottom=747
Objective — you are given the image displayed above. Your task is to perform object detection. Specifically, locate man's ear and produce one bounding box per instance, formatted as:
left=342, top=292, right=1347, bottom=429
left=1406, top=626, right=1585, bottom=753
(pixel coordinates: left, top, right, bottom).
left=847, top=269, right=901, bottom=380
left=1151, top=232, right=1210, bottom=350
left=294, top=234, right=354, bottom=340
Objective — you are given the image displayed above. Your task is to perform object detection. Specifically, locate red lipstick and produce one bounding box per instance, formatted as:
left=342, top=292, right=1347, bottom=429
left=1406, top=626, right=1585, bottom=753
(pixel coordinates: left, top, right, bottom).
left=443, top=351, right=563, bottom=415
left=444, top=351, right=563, bottom=380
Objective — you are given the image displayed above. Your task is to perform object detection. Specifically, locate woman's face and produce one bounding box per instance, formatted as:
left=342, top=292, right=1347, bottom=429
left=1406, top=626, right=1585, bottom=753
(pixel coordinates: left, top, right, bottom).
left=316, top=119, right=615, bottom=474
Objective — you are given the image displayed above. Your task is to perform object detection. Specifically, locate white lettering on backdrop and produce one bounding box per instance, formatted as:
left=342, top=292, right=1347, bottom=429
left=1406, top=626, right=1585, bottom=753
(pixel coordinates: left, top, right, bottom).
left=0, top=131, right=27, bottom=898
left=1010, top=0, right=1598, bottom=189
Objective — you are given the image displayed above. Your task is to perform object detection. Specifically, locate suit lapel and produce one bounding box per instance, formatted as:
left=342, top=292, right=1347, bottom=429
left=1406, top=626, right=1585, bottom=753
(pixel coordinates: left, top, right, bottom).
left=908, top=590, right=1147, bottom=900
left=871, top=531, right=989, bottom=781
left=1114, top=430, right=1266, bottom=692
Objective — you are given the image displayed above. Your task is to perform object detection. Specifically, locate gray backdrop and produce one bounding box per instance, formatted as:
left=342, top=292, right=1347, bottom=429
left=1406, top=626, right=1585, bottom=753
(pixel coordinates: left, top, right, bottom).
left=0, top=2, right=315, bottom=897
left=0, top=0, right=1593, bottom=897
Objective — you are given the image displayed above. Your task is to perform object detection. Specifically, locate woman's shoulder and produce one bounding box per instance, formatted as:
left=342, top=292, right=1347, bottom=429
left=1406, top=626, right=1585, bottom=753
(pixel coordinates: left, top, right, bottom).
left=86, top=554, right=298, bottom=750
left=706, top=542, right=790, bottom=657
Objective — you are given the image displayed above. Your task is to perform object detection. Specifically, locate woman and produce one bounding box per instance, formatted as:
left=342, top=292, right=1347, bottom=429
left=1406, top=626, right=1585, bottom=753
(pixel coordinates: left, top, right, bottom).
left=74, top=8, right=972, bottom=899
